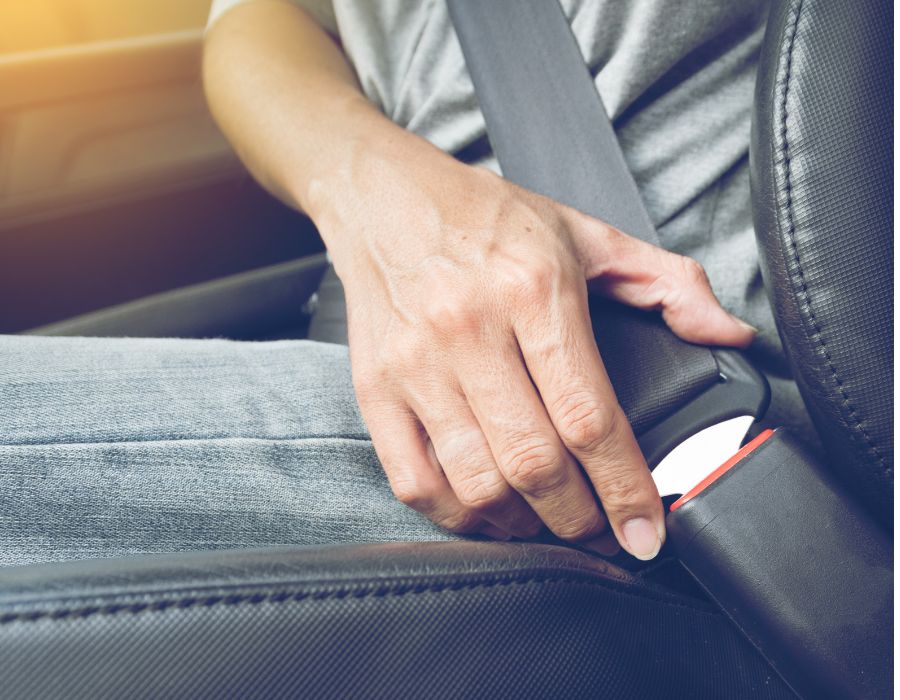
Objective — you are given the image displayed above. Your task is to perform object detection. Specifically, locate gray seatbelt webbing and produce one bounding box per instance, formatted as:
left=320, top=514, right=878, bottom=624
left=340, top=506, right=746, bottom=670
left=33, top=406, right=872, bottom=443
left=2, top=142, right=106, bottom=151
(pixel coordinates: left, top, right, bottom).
left=447, top=0, right=722, bottom=440
left=450, top=0, right=657, bottom=245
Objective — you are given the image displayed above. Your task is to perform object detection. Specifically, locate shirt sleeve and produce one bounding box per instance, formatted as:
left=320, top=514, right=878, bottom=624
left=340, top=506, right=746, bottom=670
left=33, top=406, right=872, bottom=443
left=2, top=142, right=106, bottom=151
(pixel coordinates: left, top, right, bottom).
left=206, top=0, right=338, bottom=37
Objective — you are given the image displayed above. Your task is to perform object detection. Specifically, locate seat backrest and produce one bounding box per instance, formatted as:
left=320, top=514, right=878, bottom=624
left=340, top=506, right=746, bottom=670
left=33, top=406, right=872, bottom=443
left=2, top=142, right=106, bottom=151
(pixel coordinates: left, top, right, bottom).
left=751, top=0, right=893, bottom=527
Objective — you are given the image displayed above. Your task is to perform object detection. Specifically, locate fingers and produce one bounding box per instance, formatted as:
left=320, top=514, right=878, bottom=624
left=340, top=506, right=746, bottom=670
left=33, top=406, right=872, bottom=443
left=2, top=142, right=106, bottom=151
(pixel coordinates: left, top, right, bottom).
left=412, top=392, right=544, bottom=539
left=564, top=210, right=756, bottom=348
left=455, top=337, right=615, bottom=552
left=358, top=392, right=495, bottom=537
left=514, top=286, right=665, bottom=560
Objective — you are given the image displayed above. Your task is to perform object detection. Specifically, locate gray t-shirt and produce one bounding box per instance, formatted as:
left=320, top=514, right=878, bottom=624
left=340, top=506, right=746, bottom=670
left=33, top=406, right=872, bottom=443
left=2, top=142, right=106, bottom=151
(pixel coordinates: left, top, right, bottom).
left=208, top=0, right=816, bottom=441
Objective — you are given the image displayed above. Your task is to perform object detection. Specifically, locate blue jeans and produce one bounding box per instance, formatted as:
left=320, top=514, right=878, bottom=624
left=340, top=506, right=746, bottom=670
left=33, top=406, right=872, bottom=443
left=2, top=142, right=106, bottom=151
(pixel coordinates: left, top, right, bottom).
left=0, top=336, right=457, bottom=567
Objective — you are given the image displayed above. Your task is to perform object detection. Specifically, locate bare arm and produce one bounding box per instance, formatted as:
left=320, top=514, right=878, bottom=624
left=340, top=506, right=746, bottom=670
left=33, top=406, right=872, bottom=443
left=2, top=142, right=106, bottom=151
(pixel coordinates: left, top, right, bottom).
left=203, top=0, right=755, bottom=559
left=204, top=0, right=381, bottom=212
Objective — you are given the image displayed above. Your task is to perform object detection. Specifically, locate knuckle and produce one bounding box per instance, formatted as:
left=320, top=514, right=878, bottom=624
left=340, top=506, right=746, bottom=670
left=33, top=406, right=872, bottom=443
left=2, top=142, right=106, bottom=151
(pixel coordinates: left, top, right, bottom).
left=595, top=469, right=651, bottom=512
left=455, top=469, right=510, bottom=512
left=436, top=510, right=481, bottom=534
left=498, top=256, right=557, bottom=302
left=679, top=256, right=709, bottom=287
left=421, top=287, right=479, bottom=334
left=553, top=392, right=619, bottom=454
left=502, top=438, right=567, bottom=495
left=390, top=475, right=434, bottom=512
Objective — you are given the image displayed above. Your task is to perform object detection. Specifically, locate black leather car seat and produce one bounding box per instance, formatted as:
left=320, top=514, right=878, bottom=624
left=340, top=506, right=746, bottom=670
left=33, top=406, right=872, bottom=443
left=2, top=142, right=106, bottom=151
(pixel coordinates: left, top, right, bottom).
left=751, top=0, right=893, bottom=528
left=0, top=0, right=890, bottom=697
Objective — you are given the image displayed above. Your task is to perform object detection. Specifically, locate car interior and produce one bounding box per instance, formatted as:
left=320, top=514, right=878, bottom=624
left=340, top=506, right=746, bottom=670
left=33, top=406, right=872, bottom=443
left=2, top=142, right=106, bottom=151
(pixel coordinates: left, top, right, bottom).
left=0, top=0, right=327, bottom=340
left=0, top=0, right=892, bottom=698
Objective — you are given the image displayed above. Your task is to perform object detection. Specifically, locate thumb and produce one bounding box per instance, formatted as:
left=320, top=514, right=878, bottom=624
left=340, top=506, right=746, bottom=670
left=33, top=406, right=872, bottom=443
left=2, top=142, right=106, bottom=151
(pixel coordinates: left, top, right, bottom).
left=567, top=211, right=757, bottom=348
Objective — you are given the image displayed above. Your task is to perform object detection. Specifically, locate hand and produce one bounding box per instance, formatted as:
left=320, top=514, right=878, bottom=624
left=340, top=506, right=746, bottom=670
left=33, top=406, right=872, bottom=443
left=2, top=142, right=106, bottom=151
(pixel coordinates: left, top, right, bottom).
left=316, top=141, right=754, bottom=559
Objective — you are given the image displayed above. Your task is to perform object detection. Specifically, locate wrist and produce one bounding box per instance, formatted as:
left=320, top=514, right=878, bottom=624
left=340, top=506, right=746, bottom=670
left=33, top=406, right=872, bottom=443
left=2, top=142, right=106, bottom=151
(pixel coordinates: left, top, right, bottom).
left=300, top=109, right=464, bottom=266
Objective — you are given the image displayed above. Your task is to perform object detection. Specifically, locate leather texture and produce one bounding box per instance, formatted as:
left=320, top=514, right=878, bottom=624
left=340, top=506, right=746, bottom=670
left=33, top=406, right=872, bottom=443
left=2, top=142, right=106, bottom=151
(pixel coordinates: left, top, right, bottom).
left=0, top=542, right=793, bottom=699
left=751, top=0, right=893, bottom=527
left=668, top=430, right=893, bottom=699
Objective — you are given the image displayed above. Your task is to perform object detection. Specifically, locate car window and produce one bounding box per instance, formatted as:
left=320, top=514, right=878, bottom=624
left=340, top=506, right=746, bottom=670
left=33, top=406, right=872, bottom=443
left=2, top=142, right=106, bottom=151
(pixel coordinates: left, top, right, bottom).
left=0, top=0, right=212, bottom=55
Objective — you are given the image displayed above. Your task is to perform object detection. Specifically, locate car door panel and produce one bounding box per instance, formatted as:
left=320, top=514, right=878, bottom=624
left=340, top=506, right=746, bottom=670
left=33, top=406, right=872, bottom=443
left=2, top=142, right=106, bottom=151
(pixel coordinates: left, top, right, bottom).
left=0, top=16, right=323, bottom=333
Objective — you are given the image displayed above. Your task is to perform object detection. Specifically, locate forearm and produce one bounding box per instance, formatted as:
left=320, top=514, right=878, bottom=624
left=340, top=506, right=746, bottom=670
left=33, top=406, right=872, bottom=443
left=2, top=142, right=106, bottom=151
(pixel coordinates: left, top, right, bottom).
left=202, top=0, right=447, bottom=230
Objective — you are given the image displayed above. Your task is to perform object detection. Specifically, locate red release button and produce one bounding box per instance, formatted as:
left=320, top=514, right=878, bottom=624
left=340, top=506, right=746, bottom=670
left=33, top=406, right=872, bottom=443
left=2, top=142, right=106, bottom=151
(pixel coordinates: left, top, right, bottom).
left=669, top=428, right=776, bottom=512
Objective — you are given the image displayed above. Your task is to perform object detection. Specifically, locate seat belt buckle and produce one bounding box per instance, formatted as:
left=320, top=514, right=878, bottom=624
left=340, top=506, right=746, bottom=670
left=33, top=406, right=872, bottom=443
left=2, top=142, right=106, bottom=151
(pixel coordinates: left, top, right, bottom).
left=646, top=357, right=892, bottom=698
left=643, top=349, right=771, bottom=501
left=641, top=352, right=892, bottom=698
left=664, top=428, right=893, bottom=699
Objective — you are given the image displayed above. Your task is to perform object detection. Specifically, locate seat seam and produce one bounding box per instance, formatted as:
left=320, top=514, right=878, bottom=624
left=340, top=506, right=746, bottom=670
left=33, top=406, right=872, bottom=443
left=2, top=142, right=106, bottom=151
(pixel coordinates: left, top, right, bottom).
left=777, top=0, right=888, bottom=475
left=0, top=574, right=721, bottom=625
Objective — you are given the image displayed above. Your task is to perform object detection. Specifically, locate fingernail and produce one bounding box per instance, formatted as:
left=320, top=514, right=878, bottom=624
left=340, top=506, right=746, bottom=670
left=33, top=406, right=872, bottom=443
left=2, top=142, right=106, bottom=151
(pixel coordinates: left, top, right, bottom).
left=622, top=518, right=662, bottom=560
left=582, top=532, right=621, bottom=557
left=730, top=314, right=759, bottom=334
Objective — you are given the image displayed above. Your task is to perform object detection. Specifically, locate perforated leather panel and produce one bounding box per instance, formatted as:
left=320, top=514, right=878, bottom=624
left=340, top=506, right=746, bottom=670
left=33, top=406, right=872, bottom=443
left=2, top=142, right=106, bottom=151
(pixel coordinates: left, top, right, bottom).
left=0, top=543, right=793, bottom=699
left=751, top=0, right=893, bottom=526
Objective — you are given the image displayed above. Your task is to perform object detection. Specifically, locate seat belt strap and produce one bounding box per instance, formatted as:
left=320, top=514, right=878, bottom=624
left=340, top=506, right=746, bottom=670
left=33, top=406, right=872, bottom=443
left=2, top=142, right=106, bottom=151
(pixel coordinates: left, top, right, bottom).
left=447, top=0, right=768, bottom=473
left=449, top=0, right=656, bottom=244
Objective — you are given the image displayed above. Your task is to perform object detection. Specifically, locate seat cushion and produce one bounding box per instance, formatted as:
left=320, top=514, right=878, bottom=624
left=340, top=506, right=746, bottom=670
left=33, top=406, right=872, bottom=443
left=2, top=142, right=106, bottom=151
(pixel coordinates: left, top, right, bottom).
left=0, top=542, right=793, bottom=699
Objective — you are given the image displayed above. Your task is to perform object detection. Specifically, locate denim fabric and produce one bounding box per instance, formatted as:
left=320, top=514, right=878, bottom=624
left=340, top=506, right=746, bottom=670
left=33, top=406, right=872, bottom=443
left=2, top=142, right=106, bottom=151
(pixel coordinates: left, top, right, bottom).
left=0, top=335, right=456, bottom=567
